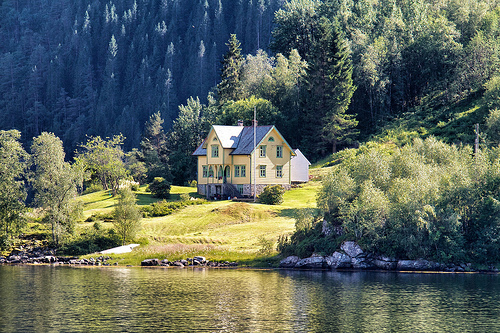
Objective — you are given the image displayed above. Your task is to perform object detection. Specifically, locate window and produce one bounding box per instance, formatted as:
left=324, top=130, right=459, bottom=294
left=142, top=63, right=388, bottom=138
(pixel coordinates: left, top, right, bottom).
left=211, top=145, right=219, bottom=158
left=234, top=165, right=246, bottom=177
left=237, top=184, right=244, bottom=195
left=208, top=166, right=214, bottom=177
left=276, top=165, right=283, bottom=178
left=260, top=165, right=266, bottom=178
left=259, top=145, right=266, bottom=157
left=202, top=166, right=208, bottom=178
left=276, top=145, right=283, bottom=158
left=268, top=136, right=274, bottom=142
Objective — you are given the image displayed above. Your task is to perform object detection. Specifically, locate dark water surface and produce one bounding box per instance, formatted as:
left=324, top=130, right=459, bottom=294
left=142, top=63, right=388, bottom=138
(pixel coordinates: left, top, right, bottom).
left=0, top=265, right=499, bottom=332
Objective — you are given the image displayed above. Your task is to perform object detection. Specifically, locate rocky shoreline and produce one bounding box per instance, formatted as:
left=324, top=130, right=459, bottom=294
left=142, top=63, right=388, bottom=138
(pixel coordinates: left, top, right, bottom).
left=279, top=241, right=499, bottom=273
left=140, top=256, right=238, bottom=268
left=0, top=247, right=238, bottom=268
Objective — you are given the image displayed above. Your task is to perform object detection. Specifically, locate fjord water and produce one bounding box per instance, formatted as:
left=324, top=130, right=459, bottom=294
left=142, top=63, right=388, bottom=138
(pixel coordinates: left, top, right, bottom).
left=1, top=266, right=499, bottom=332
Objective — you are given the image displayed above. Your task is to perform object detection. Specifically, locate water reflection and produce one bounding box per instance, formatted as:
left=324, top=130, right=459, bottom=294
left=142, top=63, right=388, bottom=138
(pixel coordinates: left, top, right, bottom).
left=0, top=266, right=499, bottom=332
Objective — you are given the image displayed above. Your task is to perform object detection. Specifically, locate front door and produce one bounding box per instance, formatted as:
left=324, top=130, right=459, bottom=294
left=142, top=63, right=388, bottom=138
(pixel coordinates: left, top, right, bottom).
left=223, top=166, right=230, bottom=183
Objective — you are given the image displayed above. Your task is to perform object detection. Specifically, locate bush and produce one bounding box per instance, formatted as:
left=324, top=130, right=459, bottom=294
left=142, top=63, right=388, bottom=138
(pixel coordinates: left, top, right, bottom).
left=258, top=185, right=285, bottom=205
left=180, top=193, right=191, bottom=202
left=83, top=183, right=104, bottom=194
left=147, top=177, right=171, bottom=199
left=140, top=198, right=206, bottom=217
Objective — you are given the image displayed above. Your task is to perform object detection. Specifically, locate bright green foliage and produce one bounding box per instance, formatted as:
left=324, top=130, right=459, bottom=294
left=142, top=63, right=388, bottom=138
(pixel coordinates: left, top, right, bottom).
left=76, top=134, right=128, bottom=195
left=218, top=96, right=282, bottom=126
left=259, top=185, right=285, bottom=205
left=485, top=108, right=500, bottom=145
left=271, top=0, right=322, bottom=59
left=315, top=137, right=500, bottom=263
left=148, top=177, right=171, bottom=199
left=31, top=132, right=83, bottom=245
left=168, top=96, right=211, bottom=185
left=0, top=130, right=28, bottom=246
left=113, top=187, right=142, bottom=246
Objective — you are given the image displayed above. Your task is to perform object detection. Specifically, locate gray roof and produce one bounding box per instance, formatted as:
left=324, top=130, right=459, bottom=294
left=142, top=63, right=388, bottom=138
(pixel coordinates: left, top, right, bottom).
left=192, top=139, right=207, bottom=156
left=192, top=125, right=279, bottom=156
left=231, top=125, right=274, bottom=155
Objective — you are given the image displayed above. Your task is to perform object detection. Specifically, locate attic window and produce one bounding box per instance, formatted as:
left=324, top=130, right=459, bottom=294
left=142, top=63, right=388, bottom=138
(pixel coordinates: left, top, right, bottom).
left=213, top=137, right=218, bottom=141
left=268, top=137, right=275, bottom=142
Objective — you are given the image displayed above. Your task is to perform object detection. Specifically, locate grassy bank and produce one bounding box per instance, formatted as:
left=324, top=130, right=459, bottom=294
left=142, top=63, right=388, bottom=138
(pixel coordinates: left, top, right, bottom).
left=77, top=182, right=319, bottom=267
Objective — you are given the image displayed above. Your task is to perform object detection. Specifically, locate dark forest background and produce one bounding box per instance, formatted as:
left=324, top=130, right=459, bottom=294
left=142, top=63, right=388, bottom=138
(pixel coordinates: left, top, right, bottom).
left=0, top=0, right=284, bottom=154
left=2, top=0, right=500, bottom=160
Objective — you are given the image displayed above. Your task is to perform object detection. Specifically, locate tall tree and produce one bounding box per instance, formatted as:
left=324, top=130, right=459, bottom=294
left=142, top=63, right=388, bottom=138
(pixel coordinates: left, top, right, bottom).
left=113, top=187, right=141, bottom=246
left=0, top=130, right=28, bottom=245
left=140, top=111, right=170, bottom=182
left=216, top=34, right=244, bottom=104
left=75, top=134, right=128, bottom=195
left=303, top=18, right=357, bottom=155
left=31, top=132, right=83, bottom=245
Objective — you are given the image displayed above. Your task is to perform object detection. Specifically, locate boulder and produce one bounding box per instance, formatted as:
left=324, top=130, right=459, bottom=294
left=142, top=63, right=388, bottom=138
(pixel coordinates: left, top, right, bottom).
left=373, top=256, right=398, bottom=270
left=141, top=259, right=159, bottom=266
left=325, top=252, right=352, bottom=269
left=397, top=259, right=442, bottom=271
left=194, top=256, right=206, bottom=262
left=279, top=256, right=300, bottom=268
left=341, top=241, right=363, bottom=258
left=352, top=255, right=376, bottom=269
left=294, top=255, right=326, bottom=269
left=172, top=261, right=185, bottom=268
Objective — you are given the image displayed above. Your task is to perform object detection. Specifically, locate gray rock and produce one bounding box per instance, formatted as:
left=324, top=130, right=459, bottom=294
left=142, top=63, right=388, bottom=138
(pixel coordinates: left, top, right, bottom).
left=352, top=255, right=376, bottom=269
left=279, top=256, right=300, bottom=268
left=172, top=261, right=184, bottom=268
left=294, top=256, right=326, bottom=269
left=141, top=259, right=159, bottom=266
left=373, top=256, right=398, bottom=270
left=340, top=241, right=363, bottom=258
left=325, top=252, right=352, bottom=269
left=194, top=256, right=206, bottom=262
left=397, top=259, right=441, bottom=271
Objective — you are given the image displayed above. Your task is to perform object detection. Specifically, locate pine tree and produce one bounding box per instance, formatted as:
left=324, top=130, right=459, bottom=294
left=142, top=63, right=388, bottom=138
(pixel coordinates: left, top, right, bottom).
left=303, top=18, right=357, bottom=155
left=216, top=34, right=244, bottom=104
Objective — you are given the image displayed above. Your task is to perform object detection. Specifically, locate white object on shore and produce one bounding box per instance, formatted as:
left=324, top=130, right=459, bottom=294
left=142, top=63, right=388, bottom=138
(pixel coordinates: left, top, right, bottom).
left=100, top=244, right=140, bottom=254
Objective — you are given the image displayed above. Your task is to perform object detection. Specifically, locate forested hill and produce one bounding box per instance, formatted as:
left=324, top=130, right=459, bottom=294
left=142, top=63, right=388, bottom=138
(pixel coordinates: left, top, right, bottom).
left=2, top=0, right=500, bottom=158
left=0, top=0, right=282, bottom=152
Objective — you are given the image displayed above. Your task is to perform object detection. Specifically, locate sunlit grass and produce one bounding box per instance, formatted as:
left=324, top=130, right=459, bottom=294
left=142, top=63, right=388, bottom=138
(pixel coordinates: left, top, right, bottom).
left=78, top=181, right=320, bottom=266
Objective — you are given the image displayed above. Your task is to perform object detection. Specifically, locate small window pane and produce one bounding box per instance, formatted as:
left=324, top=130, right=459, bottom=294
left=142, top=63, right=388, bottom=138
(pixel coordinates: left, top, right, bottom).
left=260, top=145, right=266, bottom=157
left=276, top=165, right=283, bottom=178
left=277, top=146, right=283, bottom=158
left=211, top=145, right=219, bottom=158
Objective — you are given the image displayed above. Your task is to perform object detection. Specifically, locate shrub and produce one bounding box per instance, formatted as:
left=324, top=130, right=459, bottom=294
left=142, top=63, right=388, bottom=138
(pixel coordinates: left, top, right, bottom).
left=83, top=183, right=104, bottom=194
left=258, top=185, right=285, bottom=205
left=147, top=177, right=171, bottom=199
left=180, top=193, right=191, bottom=202
left=141, top=198, right=206, bottom=217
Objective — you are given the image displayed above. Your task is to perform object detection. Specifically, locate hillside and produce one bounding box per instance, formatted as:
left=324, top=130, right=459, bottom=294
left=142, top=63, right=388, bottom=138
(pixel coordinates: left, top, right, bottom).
left=74, top=182, right=320, bottom=266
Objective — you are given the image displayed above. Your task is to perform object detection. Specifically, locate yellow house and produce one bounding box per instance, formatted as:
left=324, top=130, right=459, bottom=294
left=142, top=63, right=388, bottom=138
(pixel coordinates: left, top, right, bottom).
left=192, top=123, right=296, bottom=198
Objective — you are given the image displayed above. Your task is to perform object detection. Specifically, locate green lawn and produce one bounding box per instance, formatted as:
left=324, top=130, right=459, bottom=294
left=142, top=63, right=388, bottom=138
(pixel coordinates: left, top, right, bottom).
left=78, top=180, right=321, bottom=266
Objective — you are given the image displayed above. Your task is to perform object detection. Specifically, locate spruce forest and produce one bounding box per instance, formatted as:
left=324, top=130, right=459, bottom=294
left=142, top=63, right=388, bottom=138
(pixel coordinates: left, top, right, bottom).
left=3, top=0, right=500, bottom=264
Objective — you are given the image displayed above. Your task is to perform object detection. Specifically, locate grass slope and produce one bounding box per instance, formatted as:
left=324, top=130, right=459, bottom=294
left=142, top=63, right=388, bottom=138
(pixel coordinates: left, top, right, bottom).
left=80, top=182, right=319, bottom=266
